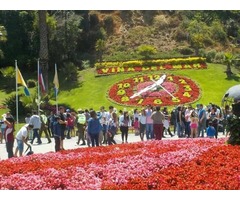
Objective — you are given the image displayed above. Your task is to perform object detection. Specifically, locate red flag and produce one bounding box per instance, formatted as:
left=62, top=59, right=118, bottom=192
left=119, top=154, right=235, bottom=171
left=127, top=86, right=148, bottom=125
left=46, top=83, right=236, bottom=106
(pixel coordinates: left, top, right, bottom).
left=38, top=67, right=46, bottom=94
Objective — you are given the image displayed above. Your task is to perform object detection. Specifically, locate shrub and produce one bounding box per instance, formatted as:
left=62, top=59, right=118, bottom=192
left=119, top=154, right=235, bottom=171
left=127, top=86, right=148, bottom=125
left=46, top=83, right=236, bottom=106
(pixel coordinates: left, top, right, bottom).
left=178, top=46, right=194, bottom=55
left=27, top=79, right=36, bottom=88
left=103, top=15, right=114, bottom=35
left=174, top=28, right=188, bottom=41
left=153, top=15, right=169, bottom=29
left=3, top=94, right=27, bottom=117
left=206, top=49, right=217, bottom=63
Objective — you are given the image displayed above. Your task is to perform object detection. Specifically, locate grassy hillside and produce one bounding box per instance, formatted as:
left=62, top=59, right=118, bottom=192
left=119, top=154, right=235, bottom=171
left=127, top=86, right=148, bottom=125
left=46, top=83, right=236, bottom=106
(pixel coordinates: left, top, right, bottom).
left=50, top=63, right=240, bottom=112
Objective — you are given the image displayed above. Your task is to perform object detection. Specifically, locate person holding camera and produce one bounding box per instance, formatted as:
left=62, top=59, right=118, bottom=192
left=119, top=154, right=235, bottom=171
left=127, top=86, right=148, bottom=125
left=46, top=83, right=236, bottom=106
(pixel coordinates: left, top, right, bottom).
left=3, top=117, right=15, bottom=158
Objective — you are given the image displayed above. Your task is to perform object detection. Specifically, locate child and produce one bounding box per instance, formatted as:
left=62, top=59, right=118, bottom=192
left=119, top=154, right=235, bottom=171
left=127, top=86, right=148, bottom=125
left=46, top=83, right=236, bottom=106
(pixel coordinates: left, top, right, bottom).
left=133, top=117, right=140, bottom=136
left=190, top=111, right=199, bottom=138
left=206, top=121, right=216, bottom=138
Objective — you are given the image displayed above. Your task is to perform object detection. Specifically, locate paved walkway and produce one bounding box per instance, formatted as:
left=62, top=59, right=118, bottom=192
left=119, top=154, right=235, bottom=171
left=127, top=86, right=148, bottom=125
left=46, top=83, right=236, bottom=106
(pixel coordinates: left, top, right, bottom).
left=0, top=132, right=227, bottom=161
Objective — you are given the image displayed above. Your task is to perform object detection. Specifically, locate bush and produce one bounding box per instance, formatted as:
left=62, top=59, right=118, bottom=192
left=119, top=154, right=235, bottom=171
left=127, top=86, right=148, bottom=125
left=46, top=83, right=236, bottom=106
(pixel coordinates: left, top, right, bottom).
left=178, top=46, right=194, bottom=55
left=153, top=15, right=169, bottom=29
left=3, top=94, right=27, bottom=117
left=174, top=28, right=188, bottom=41
left=103, top=15, right=114, bottom=35
left=206, top=49, right=217, bottom=63
left=27, top=79, right=36, bottom=88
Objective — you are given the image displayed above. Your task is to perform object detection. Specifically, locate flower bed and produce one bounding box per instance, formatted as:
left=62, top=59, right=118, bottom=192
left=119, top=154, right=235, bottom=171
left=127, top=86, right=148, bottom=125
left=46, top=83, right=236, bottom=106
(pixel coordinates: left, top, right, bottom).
left=108, top=74, right=201, bottom=107
left=96, top=63, right=207, bottom=76
left=0, top=138, right=239, bottom=190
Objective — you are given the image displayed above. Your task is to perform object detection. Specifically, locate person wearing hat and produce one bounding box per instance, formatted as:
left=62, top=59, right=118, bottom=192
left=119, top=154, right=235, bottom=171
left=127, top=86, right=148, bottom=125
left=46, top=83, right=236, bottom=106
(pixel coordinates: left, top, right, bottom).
left=14, top=124, right=33, bottom=157
left=3, top=117, right=15, bottom=158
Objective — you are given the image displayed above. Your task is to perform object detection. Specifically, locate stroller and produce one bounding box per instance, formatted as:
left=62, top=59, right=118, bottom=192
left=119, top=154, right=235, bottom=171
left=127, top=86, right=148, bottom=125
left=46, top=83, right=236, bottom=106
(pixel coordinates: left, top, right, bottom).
left=24, top=145, right=34, bottom=156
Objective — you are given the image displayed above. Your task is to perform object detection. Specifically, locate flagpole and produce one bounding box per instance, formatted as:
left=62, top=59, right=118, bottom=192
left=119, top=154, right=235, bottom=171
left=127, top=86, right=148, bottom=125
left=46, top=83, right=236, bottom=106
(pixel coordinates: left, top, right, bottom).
left=37, top=59, right=40, bottom=116
left=15, top=60, right=19, bottom=129
left=55, top=63, right=58, bottom=114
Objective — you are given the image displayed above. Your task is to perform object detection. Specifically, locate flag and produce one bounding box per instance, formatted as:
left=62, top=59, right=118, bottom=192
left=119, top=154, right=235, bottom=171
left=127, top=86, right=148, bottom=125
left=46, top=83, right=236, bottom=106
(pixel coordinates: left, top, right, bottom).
left=38, top=67, right=46, bottom=94
left=16, top=67, right=30, bottom=96
left=53, top=65, right=59, bottom=97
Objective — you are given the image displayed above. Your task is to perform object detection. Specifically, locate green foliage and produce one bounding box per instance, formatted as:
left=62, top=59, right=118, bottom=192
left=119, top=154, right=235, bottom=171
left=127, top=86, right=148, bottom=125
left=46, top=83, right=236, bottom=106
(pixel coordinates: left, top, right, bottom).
left=178, top=46, right=194, bottom=55
left=136, top=45, right=157, bottom=59
left=210, top=20, right=227, bottom=42
left=103, top=15, right=114, bottom=35
left=3, top=94, right=27, bottom=117
left=205, top=49, right=217, bottom=63
left=153, top=15, right=169, bottom=29
left=27, top=79, right=36, bottom=88
left=61, top=62, right=78, bottom=82
left=0, top=66, right=15, bottom=78
left=226, top=115, right=240, bottom=145
left=81, top=60, right=91, bottom=69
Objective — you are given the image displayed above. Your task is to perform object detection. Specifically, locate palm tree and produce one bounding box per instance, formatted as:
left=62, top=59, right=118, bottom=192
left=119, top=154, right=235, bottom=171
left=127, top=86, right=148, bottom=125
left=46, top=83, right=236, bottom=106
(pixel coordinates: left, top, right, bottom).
left=38, top=10, right=49, bottom=92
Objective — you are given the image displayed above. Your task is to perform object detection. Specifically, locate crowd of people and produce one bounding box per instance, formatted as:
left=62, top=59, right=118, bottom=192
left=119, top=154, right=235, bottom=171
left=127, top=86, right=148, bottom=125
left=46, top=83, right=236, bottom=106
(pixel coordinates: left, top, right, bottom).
left=0, top=102, right=232, bottom=159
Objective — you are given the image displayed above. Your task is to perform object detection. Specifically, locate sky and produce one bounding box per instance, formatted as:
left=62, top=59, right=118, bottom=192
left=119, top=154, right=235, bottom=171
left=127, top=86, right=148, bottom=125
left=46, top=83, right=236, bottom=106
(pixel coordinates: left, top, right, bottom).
left=1, top=0, right=239, bottom=10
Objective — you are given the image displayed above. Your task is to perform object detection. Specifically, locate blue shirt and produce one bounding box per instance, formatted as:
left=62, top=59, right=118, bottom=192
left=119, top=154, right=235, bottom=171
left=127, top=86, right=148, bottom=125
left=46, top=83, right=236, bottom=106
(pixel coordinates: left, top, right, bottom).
left=87, top=118, right=102, bottom=135
left=207, top=126, right=216, bottom=137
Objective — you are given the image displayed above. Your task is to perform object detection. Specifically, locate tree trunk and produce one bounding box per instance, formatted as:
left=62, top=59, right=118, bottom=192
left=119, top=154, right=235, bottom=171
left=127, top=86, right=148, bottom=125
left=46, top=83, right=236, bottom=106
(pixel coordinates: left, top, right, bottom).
left=38, top=10, right=49, bottom=92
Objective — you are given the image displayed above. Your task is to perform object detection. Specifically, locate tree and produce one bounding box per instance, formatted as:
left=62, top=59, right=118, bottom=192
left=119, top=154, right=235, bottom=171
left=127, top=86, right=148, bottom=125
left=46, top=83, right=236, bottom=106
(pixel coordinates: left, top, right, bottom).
left=0, top=25, right=7, bottom=59
left=95, top=39, right=106, bottom=63
left=224, top=52, right=234, bottom=78
left=38, top=10, right=49, bottom=92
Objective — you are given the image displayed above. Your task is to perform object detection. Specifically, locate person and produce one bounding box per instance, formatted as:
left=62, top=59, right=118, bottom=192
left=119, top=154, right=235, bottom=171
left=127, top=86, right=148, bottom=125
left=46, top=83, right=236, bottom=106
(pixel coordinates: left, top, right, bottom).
left=58, top=106, right=67, bottom=150
left=176, top=105, right=185, bottom=138
left=151, top=106, right=165, bottom=140
left=4, top=117, right=15, bottom=158
left=107, top=112, right=118, bottom=145
left=190, top=111, right=199, bottom=138
left=29, top=110, right=42, bottom=145
left=145, top=105, right=154, bottom=140
left=207, top=107, right=219, bottom=139
left=206, top=121, right=216, bottom=138
left=53, top=115, right=62, bottom=152
left=99, top=106, right=107, bottom=144
left=162, top=107, right=174, bottom=137
left=198, top=104, right=207, bottom=137
left=119, top=111, right=130, bottom=143
left=133, top=117, right=140, bottom=136
left=66, top=112, right=74, bottom=139
left=87, top=110, right=102, bottom=147
left=139, top=108, right=147, bottom=141
left=76, top=109, right=86, bottom=145
left=39, top=111, right=52, bottom=143
left=25, top=113, right=33, bottom=140
left=14, top=124, right=33, bottom=157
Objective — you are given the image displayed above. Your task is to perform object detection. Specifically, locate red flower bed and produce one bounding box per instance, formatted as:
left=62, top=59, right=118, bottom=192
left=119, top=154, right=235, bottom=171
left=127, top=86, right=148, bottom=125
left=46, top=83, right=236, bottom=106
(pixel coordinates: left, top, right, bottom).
left=0, top=138, right=239, bottom=190
left=108, top=74, right=201, bottom=107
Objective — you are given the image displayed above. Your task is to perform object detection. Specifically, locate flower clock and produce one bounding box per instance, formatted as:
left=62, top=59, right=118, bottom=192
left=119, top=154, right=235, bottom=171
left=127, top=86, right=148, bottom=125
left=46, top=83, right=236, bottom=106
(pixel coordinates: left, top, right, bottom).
left=108, top=74, right=201, bottom=107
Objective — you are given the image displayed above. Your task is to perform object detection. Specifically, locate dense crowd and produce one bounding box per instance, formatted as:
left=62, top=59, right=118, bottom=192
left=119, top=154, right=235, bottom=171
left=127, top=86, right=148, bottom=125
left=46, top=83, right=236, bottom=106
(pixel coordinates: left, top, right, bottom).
left=0, top=102, right=232, bottom=159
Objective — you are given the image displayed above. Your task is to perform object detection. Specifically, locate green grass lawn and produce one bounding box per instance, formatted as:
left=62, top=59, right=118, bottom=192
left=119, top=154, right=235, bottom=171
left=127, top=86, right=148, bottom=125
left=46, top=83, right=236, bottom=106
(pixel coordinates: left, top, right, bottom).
left=53, top=63, right=240, bottom=112
left=1, top=63, right=240, bottom=120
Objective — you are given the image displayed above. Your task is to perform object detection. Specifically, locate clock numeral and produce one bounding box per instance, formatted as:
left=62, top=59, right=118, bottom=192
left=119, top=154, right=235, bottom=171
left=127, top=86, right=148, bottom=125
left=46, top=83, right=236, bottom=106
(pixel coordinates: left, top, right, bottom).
left=118, top=83, right=130, bottom=89
left=172, top=97, right=180, bottom=102
left=153, top=99, right=162, bottom=105
left=133, top=77, right=144, bottom=83
left=137, top=99, right=144, bottom=104
left=184, top=85, right=192, bottom=91
left=183, top=92, right=191, bottom=98
left=121, top=96, right=129, bottom=102
left=117, top=89, right=126, bottom=96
